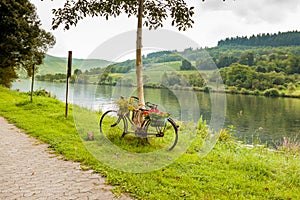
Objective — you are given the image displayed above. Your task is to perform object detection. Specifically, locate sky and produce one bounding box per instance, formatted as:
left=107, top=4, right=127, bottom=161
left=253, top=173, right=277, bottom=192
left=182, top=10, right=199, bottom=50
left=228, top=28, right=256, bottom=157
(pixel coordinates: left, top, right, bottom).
left=32, top=0, right=300, bottom=59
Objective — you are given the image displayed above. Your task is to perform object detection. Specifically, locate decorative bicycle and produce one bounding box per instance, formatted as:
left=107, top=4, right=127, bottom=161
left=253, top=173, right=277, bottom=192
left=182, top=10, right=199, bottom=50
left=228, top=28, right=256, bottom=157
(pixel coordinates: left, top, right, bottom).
left=99, top=96, right=178, bottom=151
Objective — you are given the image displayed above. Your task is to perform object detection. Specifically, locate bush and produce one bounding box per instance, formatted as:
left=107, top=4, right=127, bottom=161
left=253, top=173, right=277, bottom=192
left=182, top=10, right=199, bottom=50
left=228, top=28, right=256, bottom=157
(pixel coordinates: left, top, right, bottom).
left=287, top=83, right=296, bottom=94
left=227, top=86, right=239, bottom=94
left=252, top=90, right=260, bottom=96
left=218, top=125, right=236, bottom=142
left=264, top=88, right=280, bottom=97
left=277, top=85, right=286, bottom=90
left=27, top=89, right=51, bottom=97
left=240, top=88, right=250, bottom=95
left=204, top=86, right=211, bottom=93
left=197, top=116, right=208, bottom=138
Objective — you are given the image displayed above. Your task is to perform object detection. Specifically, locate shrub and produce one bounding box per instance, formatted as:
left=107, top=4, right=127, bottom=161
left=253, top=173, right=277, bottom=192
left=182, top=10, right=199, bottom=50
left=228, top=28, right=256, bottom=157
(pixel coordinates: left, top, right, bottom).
left=252, top=90, right=260, bottom=96
left=277, top=85, right=286, bottom=90
left=197, top=116, right=208, bottom=138
left=240, top=88, right=250, bottom=95
left=263, top=88, right=280, bottom=97
left=287, top=83, right=296, bottom=94
left=218, top=125, right=236, bottom=142
left=203, top=86, right=211, bottom=93
left=227, top=86, right=239, bottom=94
left=27, top=89, right=51, bottom=97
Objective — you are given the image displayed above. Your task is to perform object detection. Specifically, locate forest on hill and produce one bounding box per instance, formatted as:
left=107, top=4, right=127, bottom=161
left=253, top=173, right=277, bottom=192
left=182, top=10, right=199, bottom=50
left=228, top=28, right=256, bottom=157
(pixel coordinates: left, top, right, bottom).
left=35, top=31, right=300, bottom=97
left=217, top=31, right=300, bottom=47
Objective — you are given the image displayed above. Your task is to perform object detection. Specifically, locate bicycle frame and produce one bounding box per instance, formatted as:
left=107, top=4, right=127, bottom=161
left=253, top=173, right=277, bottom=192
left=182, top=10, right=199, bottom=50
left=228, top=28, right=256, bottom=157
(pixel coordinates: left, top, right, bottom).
left=118, top=110, right=148, bottom=138
left=100, top=96, right=179, bottom=150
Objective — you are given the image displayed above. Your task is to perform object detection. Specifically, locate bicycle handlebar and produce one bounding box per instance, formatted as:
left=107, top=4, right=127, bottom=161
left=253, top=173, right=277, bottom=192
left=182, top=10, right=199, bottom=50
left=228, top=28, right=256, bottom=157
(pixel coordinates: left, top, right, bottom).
left=129, top=96, right=158, bottom=110
left=146, top=102, right=158, bottom=110
left=130, top=96, right=139, bottom=101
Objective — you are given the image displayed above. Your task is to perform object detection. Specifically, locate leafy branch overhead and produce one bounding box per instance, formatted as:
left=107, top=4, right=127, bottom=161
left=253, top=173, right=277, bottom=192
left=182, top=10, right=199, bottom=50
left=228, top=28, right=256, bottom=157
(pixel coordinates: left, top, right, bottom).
left=52, top=0, right=195, bottom=31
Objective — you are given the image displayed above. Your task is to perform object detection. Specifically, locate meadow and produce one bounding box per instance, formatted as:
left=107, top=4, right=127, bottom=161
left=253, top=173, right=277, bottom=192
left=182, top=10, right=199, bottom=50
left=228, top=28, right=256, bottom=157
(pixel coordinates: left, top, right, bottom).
left=0, top=87, right=299, bottom=199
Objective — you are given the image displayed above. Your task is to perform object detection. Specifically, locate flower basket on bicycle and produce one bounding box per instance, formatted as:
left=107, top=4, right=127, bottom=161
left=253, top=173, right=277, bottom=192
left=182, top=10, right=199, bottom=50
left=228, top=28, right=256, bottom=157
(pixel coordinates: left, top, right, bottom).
left=143, top=109, right=170, bottom=127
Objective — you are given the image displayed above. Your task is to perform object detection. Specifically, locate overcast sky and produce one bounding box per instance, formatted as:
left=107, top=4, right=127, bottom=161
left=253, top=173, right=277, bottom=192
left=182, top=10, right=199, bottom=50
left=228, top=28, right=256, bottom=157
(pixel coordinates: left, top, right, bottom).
left=32, top=0, right=300, bottom=59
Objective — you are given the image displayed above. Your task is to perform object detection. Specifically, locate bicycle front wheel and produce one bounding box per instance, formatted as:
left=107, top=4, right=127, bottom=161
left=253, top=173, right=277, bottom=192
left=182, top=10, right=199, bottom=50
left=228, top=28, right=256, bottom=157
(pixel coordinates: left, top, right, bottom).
left=99, top=110, right=127, bottom=140
left=144, top=118, right=178, bottom=151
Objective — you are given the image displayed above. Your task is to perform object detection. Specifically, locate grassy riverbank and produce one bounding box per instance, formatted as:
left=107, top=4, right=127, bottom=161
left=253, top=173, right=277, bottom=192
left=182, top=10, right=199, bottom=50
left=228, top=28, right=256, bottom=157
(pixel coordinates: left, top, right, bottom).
left=0, top=87, right=299, bottom=199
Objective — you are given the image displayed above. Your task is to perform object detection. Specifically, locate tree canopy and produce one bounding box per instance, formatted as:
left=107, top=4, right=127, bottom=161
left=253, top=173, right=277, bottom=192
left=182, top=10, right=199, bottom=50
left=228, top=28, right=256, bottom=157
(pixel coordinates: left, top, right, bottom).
left=52, top=0, right=195, bottom=31
left=0, top=0, right=55, bottom=87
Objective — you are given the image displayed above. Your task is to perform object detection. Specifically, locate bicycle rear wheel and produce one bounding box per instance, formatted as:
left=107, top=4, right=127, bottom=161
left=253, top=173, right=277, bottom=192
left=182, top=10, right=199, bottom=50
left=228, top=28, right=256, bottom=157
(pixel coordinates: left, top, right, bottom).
left=99, top=110, right=127, bottom=140
left=144, top=118, right=178, bottom=151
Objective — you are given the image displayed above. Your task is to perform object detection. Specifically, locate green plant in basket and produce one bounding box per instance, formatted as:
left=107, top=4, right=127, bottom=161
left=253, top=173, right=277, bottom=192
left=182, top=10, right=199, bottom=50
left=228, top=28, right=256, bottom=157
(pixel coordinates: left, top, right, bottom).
left=116, top=97, right=139, bottom=115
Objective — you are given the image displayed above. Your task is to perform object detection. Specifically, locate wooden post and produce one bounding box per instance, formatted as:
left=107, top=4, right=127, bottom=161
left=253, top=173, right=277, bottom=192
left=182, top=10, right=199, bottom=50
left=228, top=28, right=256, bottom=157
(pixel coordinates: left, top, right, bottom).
left=66, top=51, right=72, bottom=118
left=30, top=64, right=35, bottom=102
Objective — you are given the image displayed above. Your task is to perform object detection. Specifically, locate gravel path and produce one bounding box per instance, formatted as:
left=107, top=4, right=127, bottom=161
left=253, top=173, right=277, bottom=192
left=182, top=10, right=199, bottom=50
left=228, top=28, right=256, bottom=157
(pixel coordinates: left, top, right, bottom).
left=0, top=116, right=132, bottom=200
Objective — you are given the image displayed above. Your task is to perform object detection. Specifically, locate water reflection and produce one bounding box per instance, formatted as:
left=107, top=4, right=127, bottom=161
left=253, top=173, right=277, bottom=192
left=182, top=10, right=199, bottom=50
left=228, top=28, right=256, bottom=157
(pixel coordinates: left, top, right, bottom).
left=12, top=79, right=300, bottom=145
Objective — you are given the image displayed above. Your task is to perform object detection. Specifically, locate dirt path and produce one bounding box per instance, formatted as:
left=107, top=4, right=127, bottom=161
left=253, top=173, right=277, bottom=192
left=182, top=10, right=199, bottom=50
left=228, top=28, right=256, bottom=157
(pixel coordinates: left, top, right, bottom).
left=0, top=116, right=132, bottom=200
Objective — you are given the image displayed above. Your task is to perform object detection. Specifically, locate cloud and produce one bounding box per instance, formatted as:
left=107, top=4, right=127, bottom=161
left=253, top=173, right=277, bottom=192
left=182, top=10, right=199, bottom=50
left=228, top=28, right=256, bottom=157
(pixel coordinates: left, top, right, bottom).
left=35, top=0, right=300, bottom=58
left=200, top=0, right=300, bottom=24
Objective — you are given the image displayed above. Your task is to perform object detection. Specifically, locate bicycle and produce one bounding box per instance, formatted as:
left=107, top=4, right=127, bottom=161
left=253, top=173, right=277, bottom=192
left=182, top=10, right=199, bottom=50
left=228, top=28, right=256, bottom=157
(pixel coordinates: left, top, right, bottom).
left=99, top=96, right=178, bottom=151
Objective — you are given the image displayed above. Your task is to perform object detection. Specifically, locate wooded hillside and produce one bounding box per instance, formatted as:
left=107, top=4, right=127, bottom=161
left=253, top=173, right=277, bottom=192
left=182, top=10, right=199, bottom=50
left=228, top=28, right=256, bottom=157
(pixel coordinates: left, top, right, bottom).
left=218, top=31, right=300, bottom=47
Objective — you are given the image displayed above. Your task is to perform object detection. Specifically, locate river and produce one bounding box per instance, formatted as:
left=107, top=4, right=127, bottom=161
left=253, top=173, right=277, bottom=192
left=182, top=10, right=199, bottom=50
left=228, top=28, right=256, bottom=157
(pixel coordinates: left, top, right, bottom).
left=12, top=79, right=300, bottom=147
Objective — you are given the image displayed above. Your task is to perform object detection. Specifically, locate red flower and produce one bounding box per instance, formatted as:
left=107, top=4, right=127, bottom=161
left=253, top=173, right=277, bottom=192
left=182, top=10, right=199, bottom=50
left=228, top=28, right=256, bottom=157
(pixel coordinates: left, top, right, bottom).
left=149, top=109, right=159, bottom=113
left=143, top=111, right=149, bottom=115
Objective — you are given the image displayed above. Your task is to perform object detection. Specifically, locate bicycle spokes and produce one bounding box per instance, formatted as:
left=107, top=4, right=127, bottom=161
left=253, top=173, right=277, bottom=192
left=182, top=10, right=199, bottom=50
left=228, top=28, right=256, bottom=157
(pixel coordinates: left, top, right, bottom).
left=145, top=119, right=178, bottom=151
left=99, top=97, right=179, bottom=151
left=100, top=110, right=125, bottom=139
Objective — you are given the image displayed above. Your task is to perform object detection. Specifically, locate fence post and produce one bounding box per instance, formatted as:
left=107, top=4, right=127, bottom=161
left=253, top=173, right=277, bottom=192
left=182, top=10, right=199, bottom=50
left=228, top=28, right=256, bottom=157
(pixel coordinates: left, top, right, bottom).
left=66, top=51, right=72, bottom=118
left=30, top=64, right=35, bottom=102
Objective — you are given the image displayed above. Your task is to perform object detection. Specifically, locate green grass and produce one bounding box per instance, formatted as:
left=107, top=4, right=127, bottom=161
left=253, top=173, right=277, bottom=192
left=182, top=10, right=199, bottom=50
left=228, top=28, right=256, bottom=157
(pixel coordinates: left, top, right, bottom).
left=0, top=86, right=299, bottom=199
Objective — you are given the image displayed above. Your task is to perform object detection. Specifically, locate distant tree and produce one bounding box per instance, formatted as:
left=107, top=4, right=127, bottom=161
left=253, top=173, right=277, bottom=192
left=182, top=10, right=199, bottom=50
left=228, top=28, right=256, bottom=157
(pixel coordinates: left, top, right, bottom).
left=0, top=0, right=55, bottom=87
left=74, top=69, right=82, bottom=76
left=107, top=76, right=113, bottom=85
left=216, top=55, right=238, bottom=68
left=146, top=51, right=173, bottom=59
left=52, top=0, right=198, bottom=107
left=187, top=73, right=205, bottom=87
left=196, top=57, right=216, bottom=70
left=99, top=70, right=109, bottom=84
left=222, top=64, right=257, bottom=89
left=180, top=59, right=194, bottom=70
left=239, top=52, right=254, bottom=66
left=152, top=54, right=182, bottom=63
left=272, top=75, right=285, bottom=85
left=286, top=55, right=300, bottom=74
left=255, top=66, right=267, bottom=73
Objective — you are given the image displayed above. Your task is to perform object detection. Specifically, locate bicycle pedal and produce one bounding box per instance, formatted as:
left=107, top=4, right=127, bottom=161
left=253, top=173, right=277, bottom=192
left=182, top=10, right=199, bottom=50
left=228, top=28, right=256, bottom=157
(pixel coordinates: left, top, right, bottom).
left=156, top=133, right=164, bottom=137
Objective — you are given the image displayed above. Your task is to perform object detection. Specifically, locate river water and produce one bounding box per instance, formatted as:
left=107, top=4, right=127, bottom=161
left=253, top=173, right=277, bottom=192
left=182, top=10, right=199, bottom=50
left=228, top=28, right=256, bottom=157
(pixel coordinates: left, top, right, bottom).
left=12, top=79, right=300, bottom=147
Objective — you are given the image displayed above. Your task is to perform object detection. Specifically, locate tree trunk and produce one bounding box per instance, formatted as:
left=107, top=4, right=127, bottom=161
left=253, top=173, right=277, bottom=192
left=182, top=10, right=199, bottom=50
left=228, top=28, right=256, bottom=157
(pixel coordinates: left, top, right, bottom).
left=136, top=0, right=145, bottom=108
